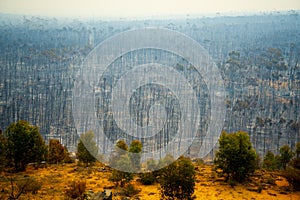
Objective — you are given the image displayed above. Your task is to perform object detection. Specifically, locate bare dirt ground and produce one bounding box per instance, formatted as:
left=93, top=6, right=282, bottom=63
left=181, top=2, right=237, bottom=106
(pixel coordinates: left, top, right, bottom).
left=1, top=162, right=299, bottom=199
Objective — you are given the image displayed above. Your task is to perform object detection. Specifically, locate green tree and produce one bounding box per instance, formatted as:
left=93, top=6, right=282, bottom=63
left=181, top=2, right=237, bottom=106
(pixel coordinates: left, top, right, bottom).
left=29, top=127, right=47, bottom=168
left=274, top=155, right=282, bottom=170
left=0, top=133, right=7, bottom=171
left=159, top=156, right=195, bottom=200
left=283, top=157, right=300, bottom=191
left=129, top=140, right=142, bottom=171
left=109, top=139, right=128, bottom=168
left=77, top=131, right=98, bottom=166
left=146, top=158, right=157, bottom=171
left=116, top=139, right=128, bottom=151
left=296, top=142, right=300, bottom=158
left=48, top=139, right=67, bottom=164
left=109, top=140, right=136, bottom=187
left=4, top=120, right=47, bottom=171
left=139, top=157, right=161, bottom=186
left=214, top=131, right=257, bottom=182
left=110, top=154, right=133, bottom=187
left=263, top=150, right=276, bottom=170
left=279, top=145, right=294, bottom=170
left=139, top=153, right=158, bottom=186
left=260, top=47, right=287, bottom=70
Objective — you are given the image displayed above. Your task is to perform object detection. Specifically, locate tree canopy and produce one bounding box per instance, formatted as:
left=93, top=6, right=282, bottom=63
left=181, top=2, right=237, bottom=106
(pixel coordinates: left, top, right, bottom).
left=129, top=140, right=142, bottom=171
left=279, top=145, right=294, bottom=170
left=77, top=131, right=98, bottom=166
left=159, top=156, right=195, bottom=200
left=214, top=131, right=257, bottom=182
left=48, top=139, right=67, bottom=164
left=4, top=120, right=47, bottom=171
left=0, top=133, right=7, bottom=171
left=263, top=150, right=276, bottom=170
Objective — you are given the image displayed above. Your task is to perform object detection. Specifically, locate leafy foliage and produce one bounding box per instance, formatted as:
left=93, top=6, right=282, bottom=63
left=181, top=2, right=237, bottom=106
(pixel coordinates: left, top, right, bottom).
left=109, top=140, right=137, bottom=187
left=6, top=176, right=42, bottom=199
left=278, top=145, right=294, bottom=170
left=296, top=142, right=300, bottom=158
left=283, top=157, right=300, bottom=191
left=159, top=156, right=195, bottom=200
left=109, top=139, right=128, bottom=168
left=121, top=183, right=140, bottom=197
left=214, top=131, right=257, bottom=182
left=116, top=140, right=128, bottom=151
left=77, top=131, right=97, bottom=166
left=4, top=120, right=47, bottom=171
left=110, top=154, right=133, bottom=187
left=30, top=128, right=47, bottom=168
left=129, top=140, right=142, bottom=171
left=263, top=150, right=276, bottom=170
left=16, top=177, right=42, bottom=194
left=0, top=133, right=7, bottom=171
left=48, top=139, right=67, bottom=164
left=65, top=180, right=86, bottom=199
left=139, top=172, right=157, bottom=185
left=139, top=158, right=159, bottom=185
left=274, top=155, right=283, bottom=170
left=260, top=47, right=287, bottom=70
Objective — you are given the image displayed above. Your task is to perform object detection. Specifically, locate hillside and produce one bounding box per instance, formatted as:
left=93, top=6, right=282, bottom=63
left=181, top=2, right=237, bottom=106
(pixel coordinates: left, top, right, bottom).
left=1, top=162, right=300, bottom=199
left=0, top=12, right=299, bottom=158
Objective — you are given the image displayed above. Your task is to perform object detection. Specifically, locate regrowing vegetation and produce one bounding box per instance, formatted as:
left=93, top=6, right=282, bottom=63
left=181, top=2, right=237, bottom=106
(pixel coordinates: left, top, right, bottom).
left=1, top=120, right=300, bottom=199
left=214, top=131, right=257, bottom=182
left=0, top=12, right=300, bottom=159
left=0, top=11, right=300, bottom=199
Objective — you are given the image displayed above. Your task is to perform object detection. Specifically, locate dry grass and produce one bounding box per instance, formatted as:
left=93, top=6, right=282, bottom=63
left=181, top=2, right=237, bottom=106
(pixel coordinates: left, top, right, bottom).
left=0, top=162, right=300, bottom=199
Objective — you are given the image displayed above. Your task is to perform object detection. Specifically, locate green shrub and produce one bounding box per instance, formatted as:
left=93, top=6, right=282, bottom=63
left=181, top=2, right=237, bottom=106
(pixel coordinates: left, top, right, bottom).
left=0, top=133, right=7, bottom=172
left=48, top=139, right=67, bottom=164
left=65, top=180, right=86, bottom=199
left=16, top=177, right=42, bottom=194
left=64, top=153, right=75, bottom=164
left=275, top=155, right=283, bottom=170
left=279, top=145, right=294, bottom=170
left=139, top=172, right=156, bottom=185
left=263, top=151, right=276, bottom=170
left=109, top=139, right=128, bottom=168
left=121, top=183, right=140, bottom=197
left=5, top=120, right=47, bottom=171
left=296, top=142, right=300, bottom=158
left=109, top=141, right=133, bottom=187
left=282, top=158, right=300, bottom=191
left=227, top=179, right=237, bottom=187
left=129, top=140, right=142, bottom=171
left=214, top=131, right=257, bottom=182
left=110, top=169, right=133, bottom=187
left=77, top=131, right=97, bottom=167
left=159, top=156, right=195, bottom=200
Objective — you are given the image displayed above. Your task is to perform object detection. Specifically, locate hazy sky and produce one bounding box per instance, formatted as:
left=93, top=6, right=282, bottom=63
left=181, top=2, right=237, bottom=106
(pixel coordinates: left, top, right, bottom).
left=0, top=0, right=299, bottom=18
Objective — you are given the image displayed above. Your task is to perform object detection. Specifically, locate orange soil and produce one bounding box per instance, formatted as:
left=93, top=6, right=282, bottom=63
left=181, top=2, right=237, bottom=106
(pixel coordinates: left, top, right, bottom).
left=1, top=163, right=300, bottom=199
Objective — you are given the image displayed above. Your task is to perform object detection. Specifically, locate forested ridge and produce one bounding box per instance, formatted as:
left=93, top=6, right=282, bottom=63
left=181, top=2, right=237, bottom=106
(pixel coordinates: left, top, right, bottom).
left=0, top=11, right=299, bottom=157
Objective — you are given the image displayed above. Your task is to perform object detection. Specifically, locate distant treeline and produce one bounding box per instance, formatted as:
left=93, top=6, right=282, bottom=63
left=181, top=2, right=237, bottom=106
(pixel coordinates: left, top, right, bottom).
left=0, top=12, right=299, bottom=157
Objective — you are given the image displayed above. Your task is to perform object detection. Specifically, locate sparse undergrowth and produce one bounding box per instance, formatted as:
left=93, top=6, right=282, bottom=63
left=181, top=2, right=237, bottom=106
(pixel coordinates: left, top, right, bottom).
left=0, top=162, right=299, bottom=200
left=65, top=180, right=86, bottom=199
